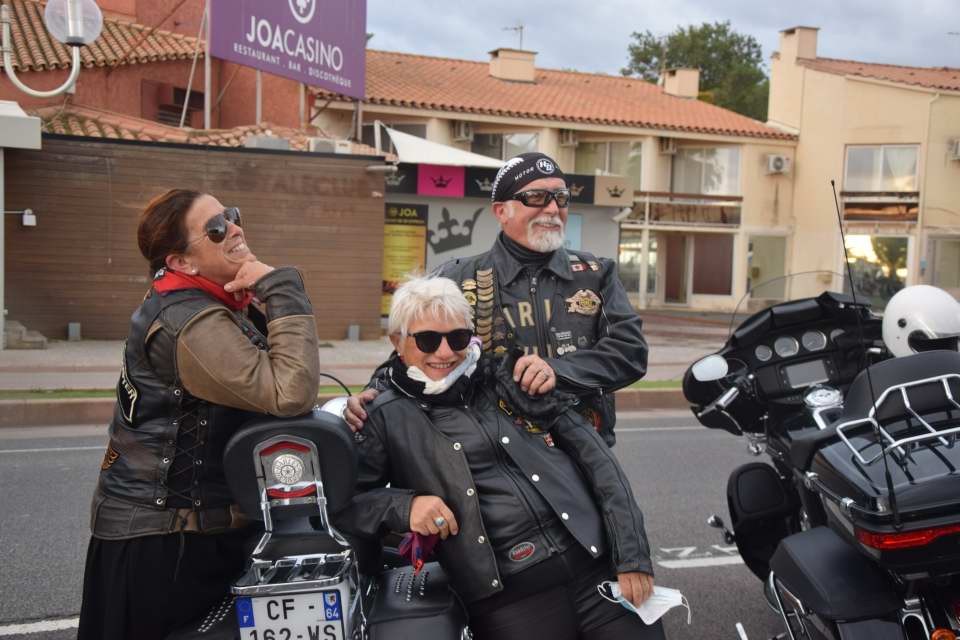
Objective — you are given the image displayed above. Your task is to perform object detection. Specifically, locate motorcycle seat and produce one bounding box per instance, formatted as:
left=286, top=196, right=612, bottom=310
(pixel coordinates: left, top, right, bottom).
left=788, top=427, right=839, bottom=470
left=770, top=526, right=900, bottom=621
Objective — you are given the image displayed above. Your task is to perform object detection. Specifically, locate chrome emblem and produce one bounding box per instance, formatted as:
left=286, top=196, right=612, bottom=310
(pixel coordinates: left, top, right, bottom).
left=272, top=454, right=304, bottom=485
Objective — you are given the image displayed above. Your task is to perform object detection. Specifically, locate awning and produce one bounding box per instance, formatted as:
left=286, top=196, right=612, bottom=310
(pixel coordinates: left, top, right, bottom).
left=383, top=126, right=503, bottom=168
left=0, top=101, right=41, bottom=150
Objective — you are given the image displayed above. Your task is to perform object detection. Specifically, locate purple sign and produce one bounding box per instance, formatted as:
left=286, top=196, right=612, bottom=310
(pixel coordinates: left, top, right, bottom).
left=209, top=0, right=366, bottom=99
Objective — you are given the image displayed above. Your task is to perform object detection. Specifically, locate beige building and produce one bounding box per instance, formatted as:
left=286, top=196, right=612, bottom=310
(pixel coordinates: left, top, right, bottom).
left=313, top=48, right=797, bottom=312
left=769, top=27, right=960, bottom=307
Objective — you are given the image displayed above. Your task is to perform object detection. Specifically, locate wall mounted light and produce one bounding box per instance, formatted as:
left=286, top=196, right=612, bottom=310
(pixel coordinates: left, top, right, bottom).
left=1, top=0, right=103, bottom=98
left=3, top=209, right=36, bottom=226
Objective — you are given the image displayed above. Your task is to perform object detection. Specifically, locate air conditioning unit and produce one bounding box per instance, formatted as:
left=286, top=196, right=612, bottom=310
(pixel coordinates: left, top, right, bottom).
left=452, top=121, right=474, bottom=142
left=308, top=138, right=353, bottom=154
left=765, top=154, right=792, bottom=175
left=658, top=137, right=677, bottom=155
left=559, top=129, right=578, bottom=147
left=949, top=139, right=960, bottom=161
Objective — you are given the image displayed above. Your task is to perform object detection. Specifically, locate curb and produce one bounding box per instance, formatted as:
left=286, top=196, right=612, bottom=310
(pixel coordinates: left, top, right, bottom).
left=0, top=388, right=690, bottom=428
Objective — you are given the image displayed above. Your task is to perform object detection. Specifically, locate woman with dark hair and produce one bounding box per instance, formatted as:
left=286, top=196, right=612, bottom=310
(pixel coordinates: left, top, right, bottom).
left=77, top=189, right=320, bottom=640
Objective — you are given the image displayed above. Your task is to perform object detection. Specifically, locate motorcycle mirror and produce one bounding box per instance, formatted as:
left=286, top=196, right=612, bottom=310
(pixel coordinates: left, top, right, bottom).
left=691, top=355, right=729, bottom=382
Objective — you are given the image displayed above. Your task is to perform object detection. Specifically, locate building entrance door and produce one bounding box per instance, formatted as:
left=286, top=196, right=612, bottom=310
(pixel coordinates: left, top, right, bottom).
left=664, top=234, right=688, bottom=304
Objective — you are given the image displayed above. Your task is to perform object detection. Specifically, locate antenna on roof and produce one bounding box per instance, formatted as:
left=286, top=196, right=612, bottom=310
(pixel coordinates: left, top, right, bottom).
left=502, top=23, right=524, bottom=49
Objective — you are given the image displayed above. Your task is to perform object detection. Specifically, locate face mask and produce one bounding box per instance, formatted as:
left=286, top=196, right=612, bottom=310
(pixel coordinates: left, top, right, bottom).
left=407, top=337, right=482, bottom=395
left=597, top=581, right=691, bottom=625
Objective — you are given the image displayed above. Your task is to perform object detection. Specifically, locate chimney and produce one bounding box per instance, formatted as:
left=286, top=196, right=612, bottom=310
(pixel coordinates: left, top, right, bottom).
left=662, top=68, right=700, bottom=99
left=489, top=48, right=537, bottom=83
left=778, top=26, right=819, bottom=62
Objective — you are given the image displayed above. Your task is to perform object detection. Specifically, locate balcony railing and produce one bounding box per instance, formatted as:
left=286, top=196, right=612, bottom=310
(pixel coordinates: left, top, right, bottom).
left=621, top=191, right=742, bottom=227
left=840, top=191, right=919, bottom=222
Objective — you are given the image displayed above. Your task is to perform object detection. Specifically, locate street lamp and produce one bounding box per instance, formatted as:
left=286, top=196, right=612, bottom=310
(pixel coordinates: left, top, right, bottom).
left=1, top=0, right=103, bottom=98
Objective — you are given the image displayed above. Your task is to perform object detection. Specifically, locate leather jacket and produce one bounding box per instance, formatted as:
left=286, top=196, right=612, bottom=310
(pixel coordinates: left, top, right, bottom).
left=434, top=235, right=648, bottom=446
left=333, top=377, right=653, bottom=603
left=91, top=268, right=319, bottom=539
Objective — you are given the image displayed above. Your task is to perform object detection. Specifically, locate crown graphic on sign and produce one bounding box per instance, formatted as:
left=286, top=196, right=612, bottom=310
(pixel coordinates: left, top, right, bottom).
left=475, top=177, right=493, bottom=192
left=384, top=172, right=406, bottom=188
left=428, top=207, right=484, bottom=254
left=431, top=175, right=452, bottom=188
left=607, top=185, right=625, bottom=198
left=569, top=183, right=584, bottom=197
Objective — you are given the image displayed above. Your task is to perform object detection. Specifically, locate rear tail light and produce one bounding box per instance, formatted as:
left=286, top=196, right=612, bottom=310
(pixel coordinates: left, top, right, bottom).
left=259, top=441, right=317, bottom=500
left=855, top=523, right=960, bottom=550
left=931, top=629, right=957, bottom=640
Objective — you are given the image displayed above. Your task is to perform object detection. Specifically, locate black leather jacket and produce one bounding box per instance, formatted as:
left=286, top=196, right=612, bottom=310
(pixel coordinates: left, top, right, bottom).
left=333, top=378, right=653, bottom=603
left=434, top=235, right=648, bottom=445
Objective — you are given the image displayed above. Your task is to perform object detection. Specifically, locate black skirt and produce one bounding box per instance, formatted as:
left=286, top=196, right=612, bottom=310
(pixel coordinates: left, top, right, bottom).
left=77, top=528, right=251, bottom=640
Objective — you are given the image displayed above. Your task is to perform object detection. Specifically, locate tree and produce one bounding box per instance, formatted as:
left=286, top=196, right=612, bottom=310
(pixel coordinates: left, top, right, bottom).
left=621, top=21, right=769, bottom=121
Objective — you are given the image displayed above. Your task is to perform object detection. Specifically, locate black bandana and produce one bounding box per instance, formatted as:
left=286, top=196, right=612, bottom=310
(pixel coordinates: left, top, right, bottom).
left=491, top=152, right=566, bottom=203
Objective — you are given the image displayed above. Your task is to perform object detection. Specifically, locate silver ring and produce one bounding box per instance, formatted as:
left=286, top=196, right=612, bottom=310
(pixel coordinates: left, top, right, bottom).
left=434, top=517, right=447, bottom=528
left=539, top=370, right=549, bottom=378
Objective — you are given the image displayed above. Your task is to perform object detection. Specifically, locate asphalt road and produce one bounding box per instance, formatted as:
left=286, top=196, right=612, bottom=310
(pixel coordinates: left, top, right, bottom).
left=0, top=413, right=784, bottom=640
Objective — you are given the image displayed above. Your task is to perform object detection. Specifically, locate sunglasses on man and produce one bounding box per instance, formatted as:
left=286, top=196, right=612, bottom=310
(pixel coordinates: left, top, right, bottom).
left=409, top=329, right=474, bottom=353
left=189, top=207, right=242, bottom=244
left=509, top=188, right=572, bottom=208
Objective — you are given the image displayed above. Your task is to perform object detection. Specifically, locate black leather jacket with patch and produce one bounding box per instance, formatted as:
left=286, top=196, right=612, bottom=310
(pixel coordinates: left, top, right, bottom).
left=434, top=235, right=648, bottom=445
left=333, top=380, right=653, bottom=604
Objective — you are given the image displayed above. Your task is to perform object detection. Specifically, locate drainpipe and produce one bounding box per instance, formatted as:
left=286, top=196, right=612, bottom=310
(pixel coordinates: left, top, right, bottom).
left=915, top=92, right=941, bottom=285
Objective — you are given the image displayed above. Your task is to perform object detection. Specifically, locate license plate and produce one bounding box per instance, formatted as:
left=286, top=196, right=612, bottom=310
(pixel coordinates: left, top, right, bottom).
left=236, top=587, right=348, bottom=640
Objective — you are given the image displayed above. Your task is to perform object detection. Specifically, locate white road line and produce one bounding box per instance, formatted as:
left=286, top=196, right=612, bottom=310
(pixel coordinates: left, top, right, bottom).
left=0, top=445, right=103, bottom=454
left=658, top=556, right=744, bottom=569
left=617, top=426, right=701, bottom=432
left=0, top=617, right=78, bottom=637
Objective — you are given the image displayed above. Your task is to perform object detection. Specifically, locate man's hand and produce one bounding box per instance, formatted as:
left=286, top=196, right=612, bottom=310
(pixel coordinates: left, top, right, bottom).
left=513, top=354, right=556, bottom=395
left=224, top=260, right=274, bottom=294
left=617, top=571, right=654, bottom=607
left=343, top=388, right=379, bottom=432
left=409, top=495, right=459, bottom=539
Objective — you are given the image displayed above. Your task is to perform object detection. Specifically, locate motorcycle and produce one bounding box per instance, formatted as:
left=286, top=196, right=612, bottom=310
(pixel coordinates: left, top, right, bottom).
left=684, top=288, right=960, bottom=640
left=166, top=410, right=470, bottom=640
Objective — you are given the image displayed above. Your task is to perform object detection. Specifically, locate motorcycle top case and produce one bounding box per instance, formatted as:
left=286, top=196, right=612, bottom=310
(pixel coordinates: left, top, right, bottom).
left=810, top=351, right=960, bottom=578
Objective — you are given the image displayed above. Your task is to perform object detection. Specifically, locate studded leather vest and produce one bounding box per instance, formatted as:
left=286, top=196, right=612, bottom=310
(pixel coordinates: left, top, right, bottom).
left=93, top=288, right=264, bottom=536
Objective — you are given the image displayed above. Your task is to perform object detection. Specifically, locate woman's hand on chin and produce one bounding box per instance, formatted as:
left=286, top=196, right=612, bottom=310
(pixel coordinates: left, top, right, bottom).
left=225, top=260, right=274, bottom=294
left=409, top=495, right=459, bottom=539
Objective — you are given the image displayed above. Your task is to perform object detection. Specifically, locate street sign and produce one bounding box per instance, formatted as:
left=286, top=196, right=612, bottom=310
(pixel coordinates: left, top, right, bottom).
left=209, top=0, right=366, bottom=99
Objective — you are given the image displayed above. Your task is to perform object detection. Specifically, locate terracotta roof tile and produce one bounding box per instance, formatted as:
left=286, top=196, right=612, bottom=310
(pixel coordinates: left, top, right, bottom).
left=799, top=57, right=960, bottom=92
left=1, top=0, right=202, bottom=72
left=318, top=50, right=793, bottom=141
left=29, top=104, right=387, bottom=156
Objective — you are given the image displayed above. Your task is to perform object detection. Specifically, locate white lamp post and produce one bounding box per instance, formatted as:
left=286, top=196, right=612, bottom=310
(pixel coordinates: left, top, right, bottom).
left=1, top=0, right=103, bottom=98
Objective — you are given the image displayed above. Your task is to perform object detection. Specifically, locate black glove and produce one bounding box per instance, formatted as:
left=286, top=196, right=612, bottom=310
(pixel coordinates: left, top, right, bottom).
left=492, top=349, right=578, bottom=420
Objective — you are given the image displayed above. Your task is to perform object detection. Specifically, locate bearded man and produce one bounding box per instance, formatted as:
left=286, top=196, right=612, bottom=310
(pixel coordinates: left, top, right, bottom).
left=347, top=152, right=647, bottom=445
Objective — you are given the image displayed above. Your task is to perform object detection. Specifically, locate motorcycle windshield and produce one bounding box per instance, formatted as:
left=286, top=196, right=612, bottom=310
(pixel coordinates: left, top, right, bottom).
left=726, top=271, right=849, bottom=339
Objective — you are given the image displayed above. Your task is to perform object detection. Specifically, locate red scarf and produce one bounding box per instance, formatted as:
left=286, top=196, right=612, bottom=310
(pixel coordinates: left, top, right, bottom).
left=152, top=270, right=254, bottom=311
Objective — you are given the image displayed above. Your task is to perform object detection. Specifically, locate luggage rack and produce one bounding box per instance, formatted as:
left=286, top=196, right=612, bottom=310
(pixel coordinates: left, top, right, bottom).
left=834, top=373, right=960, bottom=466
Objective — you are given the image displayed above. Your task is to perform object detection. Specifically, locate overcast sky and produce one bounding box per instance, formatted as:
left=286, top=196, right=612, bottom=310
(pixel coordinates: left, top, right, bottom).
left=366, top=0, right=960, bottom=76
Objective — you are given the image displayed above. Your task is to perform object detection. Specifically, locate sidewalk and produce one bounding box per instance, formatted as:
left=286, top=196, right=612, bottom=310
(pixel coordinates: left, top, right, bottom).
left=0, top=312, right=730, bottom=425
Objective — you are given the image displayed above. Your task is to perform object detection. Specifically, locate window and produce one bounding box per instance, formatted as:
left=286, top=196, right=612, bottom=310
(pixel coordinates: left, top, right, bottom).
left=843, top=234, right=907, bottom=307
left=671, top=147, right=741, bottom=195
left=575, top=141, right=642, bottom=189
left=471, top=133, right=539, bottom=160
left=844, top=145, right=918, bottom=192
left=361, top=123, right=426, bottom=155
left=748, top=236, right=787, bottom=299
left=617, top=230, right=657, bottom=305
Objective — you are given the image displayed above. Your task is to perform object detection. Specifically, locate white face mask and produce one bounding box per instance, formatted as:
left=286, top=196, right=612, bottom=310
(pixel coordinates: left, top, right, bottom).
left=597, top=581, right=691, bottom=626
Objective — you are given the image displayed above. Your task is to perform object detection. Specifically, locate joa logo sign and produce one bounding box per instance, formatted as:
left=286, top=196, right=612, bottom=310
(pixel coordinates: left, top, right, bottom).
left=209, top=0, right=366, bottom=99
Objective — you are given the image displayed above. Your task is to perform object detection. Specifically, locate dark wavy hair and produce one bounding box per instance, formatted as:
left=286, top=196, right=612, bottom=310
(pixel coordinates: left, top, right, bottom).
left=137, top=189, right=203, bottom=274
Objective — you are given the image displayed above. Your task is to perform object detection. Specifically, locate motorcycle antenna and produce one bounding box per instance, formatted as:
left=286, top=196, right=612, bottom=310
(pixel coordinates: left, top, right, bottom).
left=831, top=180, right=901, bottom=529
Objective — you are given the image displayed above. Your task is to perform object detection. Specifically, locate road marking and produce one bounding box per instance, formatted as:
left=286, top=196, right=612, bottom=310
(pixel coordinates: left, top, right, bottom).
left=617, top=426, right=701, bottom=432
left=0, top=617, right=78, bottom=636
left=658, top=555, right=744, bottom=569
left=0, top=445, right=103, bottom=454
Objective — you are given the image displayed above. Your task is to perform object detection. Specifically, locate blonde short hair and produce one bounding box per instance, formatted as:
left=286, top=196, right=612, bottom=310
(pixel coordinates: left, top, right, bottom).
left=388, top=275, right=474, bottom=336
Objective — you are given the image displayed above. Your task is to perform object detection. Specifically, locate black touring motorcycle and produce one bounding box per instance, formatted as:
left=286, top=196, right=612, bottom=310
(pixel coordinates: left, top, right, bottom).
left=167, top=410, right=470, bottom=640
left=683, top=289, right=960, bottom=640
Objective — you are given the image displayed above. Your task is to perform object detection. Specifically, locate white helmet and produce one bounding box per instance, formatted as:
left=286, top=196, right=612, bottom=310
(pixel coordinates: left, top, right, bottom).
left=882, top=285, right=960, bottom=357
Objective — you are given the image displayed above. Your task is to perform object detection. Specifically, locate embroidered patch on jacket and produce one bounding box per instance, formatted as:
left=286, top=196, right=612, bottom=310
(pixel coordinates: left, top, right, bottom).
left=571, top=263, right=587, bottom=272
left=509, top=541, right=536, bottom=562
left=101, top=445, right=120, bottom=470
left=566, top=289, right=601, bottom=316
left=116, top=341, right=139, bottom=424
left=588, top=261, right=600, bottom=271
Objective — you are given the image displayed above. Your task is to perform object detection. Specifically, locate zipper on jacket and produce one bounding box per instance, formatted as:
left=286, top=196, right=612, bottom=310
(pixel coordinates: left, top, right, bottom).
left=529, top=273, right=550, bottom=356
left=464, top=404, right=559, bottom=554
